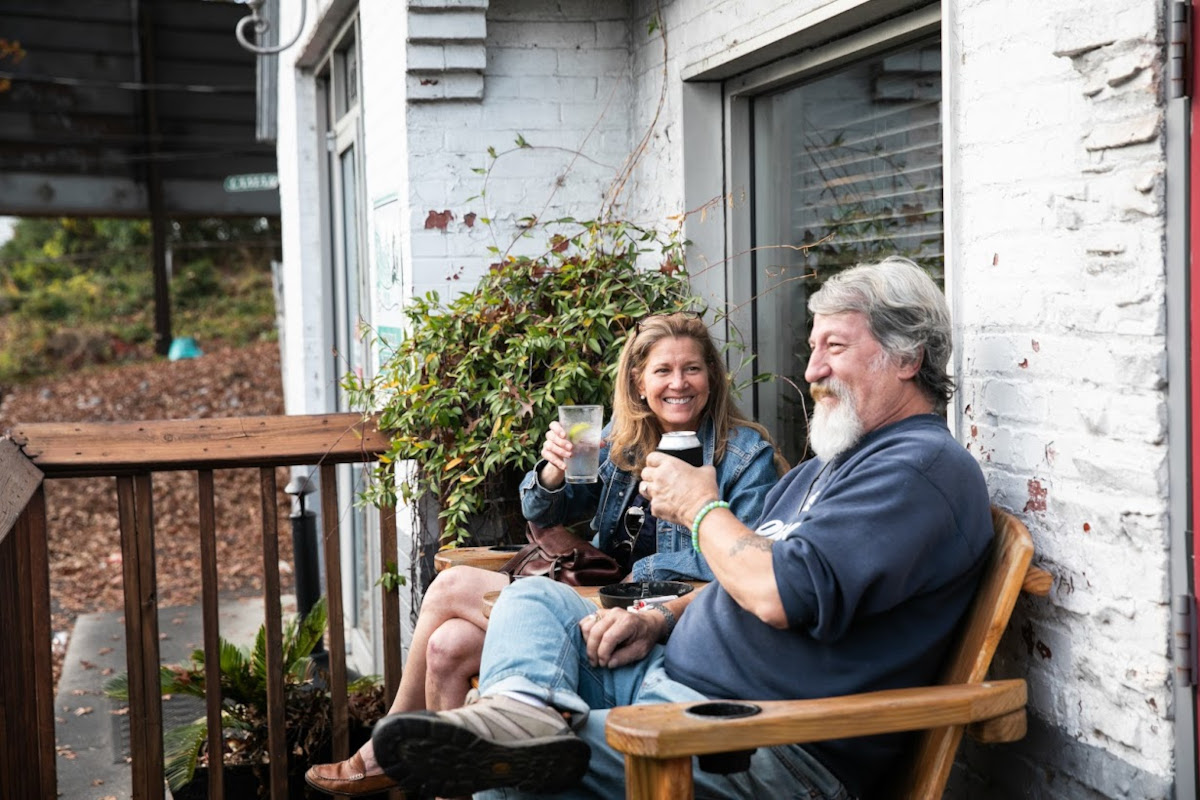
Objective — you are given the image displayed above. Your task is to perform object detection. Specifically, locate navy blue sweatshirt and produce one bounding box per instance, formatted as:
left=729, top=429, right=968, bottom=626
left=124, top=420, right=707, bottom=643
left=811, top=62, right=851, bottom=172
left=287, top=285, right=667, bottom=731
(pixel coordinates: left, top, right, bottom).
left=665, top=414, right=993, bottom=798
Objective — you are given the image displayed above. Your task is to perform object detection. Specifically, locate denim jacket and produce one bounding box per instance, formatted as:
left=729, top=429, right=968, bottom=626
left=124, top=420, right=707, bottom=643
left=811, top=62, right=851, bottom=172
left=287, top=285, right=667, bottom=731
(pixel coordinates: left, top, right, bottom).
left=518, top=418, right=778, bottom=582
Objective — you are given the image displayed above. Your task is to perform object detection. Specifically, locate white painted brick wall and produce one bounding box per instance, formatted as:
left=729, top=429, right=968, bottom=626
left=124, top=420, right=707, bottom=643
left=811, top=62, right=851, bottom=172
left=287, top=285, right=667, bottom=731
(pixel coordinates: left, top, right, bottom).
left=399, top=0, right=634, bottom=298
left=950, top=0, right=1173, bottom=788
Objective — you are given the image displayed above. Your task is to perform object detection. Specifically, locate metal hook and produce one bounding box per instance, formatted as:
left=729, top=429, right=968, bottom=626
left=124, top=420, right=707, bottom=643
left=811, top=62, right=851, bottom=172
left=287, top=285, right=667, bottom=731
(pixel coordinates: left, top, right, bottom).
left=235, top=0, right=308, bottom=56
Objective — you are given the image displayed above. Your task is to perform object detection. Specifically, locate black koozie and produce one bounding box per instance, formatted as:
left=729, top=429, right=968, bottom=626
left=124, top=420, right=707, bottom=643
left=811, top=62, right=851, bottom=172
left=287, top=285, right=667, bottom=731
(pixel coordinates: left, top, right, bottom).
left=657, top=431, right=703, bottom=467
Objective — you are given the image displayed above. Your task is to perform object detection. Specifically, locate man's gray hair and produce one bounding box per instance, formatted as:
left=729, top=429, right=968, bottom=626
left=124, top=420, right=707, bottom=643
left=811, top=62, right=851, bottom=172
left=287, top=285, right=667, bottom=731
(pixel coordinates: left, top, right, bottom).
left=808, top=256, right=954, bottom=412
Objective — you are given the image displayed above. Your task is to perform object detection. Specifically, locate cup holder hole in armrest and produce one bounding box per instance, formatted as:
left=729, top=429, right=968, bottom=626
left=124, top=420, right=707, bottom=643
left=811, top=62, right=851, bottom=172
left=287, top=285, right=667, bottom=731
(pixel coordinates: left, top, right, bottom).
left=684, top=702, right=761, bottom=775
left=684, top=701, right=761, bottom=719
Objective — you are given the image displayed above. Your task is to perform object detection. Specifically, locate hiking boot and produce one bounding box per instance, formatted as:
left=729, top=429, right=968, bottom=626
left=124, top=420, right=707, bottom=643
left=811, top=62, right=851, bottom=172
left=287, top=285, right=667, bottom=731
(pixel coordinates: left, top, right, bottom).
left=371, top=694, right=590, bottom=797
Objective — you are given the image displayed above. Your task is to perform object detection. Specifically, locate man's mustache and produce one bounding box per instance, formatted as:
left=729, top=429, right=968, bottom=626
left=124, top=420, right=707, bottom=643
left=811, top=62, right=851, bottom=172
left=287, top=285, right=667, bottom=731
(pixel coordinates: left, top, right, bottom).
left=810, top=380, right=849, bottom=403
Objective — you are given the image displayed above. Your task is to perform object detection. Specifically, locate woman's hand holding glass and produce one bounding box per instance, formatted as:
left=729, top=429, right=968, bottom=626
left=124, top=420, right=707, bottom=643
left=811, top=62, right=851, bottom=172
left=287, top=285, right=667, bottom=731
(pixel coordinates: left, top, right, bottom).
left=536, top=421, right=572, bottom=489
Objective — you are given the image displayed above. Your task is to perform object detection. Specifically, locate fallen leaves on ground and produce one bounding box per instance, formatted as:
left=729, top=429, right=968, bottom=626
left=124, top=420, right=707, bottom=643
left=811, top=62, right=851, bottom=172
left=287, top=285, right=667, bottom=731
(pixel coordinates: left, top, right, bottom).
left=0, top=340, right=290, bottom=691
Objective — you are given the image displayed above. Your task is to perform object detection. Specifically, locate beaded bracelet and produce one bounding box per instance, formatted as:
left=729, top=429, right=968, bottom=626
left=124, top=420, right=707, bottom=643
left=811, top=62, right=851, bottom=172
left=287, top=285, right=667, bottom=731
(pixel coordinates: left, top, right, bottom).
left=690, top=499, right=730, bottom=552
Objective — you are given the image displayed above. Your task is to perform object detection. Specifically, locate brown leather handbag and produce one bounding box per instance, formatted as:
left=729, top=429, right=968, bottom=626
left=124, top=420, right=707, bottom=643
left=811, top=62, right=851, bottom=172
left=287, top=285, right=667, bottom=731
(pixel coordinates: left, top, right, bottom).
left=499, top=521, right=627, bottom=586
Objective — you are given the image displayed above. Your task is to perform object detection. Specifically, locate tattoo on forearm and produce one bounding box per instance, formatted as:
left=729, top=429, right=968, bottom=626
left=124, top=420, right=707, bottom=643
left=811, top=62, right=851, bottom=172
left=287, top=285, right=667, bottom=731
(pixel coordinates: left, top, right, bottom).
left=729, top=535, right=774, bottom=556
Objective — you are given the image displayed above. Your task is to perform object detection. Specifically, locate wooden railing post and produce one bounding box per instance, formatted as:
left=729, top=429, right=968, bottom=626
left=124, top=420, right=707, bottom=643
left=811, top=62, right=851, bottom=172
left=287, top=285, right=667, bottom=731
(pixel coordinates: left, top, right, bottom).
left=1, top=439, right=53, bottom=800
left=1, top=493, right=56, bottom=800
left=117, top=473, right=166, bottom=800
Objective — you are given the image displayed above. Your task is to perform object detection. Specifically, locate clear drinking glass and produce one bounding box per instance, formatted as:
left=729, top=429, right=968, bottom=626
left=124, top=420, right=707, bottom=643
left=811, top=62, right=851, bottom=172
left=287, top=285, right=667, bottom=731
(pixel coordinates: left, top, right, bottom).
left=558, top=405, right=603, bottom=483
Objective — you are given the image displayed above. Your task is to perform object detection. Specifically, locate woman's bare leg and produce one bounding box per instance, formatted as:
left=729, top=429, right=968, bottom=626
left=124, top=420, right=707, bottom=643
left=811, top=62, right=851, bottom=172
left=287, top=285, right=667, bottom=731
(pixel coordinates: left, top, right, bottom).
left=354, top=566, right=508, bottom=773
left=424, top=617, right=486, bottom=710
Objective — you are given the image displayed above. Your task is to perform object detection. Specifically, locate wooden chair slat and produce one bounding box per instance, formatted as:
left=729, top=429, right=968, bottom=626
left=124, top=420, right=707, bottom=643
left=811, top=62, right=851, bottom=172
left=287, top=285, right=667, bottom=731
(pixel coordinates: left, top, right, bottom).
left=893, top=507, right=1034, bottom=798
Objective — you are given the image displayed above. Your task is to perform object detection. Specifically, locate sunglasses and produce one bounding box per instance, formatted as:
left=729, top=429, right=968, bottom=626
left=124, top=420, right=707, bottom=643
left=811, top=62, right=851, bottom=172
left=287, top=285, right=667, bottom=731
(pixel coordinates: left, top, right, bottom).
left=615, top=504, right=646, bottom=554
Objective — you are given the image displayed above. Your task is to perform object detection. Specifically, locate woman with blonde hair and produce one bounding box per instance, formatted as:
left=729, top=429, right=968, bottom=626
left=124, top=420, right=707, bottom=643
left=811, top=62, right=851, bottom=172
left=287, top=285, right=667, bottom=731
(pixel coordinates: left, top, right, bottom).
left=306, top=311, right=783, bottom=797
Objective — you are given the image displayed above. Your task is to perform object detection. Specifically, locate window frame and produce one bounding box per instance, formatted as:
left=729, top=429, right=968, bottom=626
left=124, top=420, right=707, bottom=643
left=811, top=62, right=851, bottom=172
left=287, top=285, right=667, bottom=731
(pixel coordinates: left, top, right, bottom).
left=312, top=13, right=381, bottom=677
left=696, top=4, right=946, bottom=456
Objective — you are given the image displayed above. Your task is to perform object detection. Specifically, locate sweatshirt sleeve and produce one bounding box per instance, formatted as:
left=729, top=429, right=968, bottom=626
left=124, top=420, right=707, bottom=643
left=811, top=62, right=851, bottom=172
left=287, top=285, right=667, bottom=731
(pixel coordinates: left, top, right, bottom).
left=772, top=452, right=980, bottom=643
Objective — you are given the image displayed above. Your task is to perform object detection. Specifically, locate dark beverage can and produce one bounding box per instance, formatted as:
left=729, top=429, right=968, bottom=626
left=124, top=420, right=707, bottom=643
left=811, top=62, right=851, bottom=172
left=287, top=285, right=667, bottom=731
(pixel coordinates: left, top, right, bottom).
left=656, top=431, right=703, bottom=467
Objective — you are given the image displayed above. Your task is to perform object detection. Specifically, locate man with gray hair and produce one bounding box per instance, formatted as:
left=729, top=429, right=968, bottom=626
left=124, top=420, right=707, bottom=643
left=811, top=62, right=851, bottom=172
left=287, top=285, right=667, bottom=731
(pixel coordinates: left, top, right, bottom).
left=367, top=256, right=993, bottom=800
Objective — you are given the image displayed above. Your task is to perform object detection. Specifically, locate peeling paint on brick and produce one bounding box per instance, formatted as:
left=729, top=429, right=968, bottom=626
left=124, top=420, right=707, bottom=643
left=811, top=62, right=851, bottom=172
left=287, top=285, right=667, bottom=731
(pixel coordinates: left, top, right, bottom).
left=1084, top=115, right=1161, bottom=151
left=424, top=210, right=454, bottom=230
left=1024, top=479, right=1047, bottom=512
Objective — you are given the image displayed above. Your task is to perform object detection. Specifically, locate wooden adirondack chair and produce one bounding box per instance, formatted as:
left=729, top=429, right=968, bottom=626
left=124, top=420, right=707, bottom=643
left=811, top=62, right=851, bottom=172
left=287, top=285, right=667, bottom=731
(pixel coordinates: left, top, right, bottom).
left=605, top=506, right=1051, bottom=800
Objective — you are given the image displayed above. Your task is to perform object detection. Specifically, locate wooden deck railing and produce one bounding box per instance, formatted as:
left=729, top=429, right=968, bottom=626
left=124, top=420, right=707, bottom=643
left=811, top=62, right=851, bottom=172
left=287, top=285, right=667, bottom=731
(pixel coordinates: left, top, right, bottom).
left=0, top=413, right=401, bottom=800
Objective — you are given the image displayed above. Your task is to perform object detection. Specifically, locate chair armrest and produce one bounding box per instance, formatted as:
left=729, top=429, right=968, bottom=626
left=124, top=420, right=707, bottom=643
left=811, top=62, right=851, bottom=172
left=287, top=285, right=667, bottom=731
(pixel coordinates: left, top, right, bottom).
left=605, top=679, right=1026, bottom=759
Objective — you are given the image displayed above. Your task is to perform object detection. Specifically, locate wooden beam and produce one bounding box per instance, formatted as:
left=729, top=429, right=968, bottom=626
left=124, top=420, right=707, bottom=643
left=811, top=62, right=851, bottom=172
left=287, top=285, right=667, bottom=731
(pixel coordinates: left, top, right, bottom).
left=0, top=437, right=43, bottom=544
left=10, top=413, right=390, bottom=477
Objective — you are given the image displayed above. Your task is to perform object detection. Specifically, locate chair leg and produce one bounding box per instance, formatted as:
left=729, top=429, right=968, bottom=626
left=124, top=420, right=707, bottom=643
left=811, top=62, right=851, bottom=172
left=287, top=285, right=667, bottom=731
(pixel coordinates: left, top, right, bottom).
left=624, top=755, right=693, bottom=800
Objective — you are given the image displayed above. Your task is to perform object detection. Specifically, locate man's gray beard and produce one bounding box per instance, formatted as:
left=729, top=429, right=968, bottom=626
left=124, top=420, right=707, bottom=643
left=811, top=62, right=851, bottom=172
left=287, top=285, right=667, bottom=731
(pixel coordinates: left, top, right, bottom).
left=808, top=391, right=864, bottom=462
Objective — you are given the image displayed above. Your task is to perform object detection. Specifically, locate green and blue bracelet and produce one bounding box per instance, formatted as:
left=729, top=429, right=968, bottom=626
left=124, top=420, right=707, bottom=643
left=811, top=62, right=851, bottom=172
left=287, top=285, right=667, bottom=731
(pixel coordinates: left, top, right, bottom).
left=690, top=499, right=730, bottom=552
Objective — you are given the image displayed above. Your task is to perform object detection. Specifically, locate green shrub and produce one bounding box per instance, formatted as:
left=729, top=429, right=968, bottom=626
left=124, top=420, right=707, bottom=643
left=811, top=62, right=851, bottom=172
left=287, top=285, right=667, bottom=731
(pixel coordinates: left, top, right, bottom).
left=346, top=218, right=700, bottom=545
left=173, top=259, right=221, bottom=309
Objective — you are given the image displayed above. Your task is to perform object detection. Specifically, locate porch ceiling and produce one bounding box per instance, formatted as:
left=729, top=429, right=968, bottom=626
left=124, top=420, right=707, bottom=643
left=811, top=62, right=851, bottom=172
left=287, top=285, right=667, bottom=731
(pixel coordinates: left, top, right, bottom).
left=0, top=0, right=278, bottom=218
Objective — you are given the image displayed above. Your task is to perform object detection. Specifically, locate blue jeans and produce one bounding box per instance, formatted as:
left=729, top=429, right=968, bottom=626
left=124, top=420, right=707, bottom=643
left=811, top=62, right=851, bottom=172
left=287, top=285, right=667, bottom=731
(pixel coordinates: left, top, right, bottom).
left=474, top=578, right=853, bottom=800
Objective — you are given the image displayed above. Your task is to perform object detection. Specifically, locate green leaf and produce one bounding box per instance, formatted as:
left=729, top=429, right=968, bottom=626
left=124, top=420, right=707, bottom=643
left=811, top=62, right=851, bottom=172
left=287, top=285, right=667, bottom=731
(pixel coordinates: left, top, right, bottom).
left=163, top=720, right=208, bottom=792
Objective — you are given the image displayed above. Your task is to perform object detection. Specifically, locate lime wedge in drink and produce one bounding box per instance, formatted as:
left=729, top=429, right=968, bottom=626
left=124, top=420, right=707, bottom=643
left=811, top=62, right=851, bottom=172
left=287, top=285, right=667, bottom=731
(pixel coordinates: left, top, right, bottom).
left=568, top=422, right=592, bottom=442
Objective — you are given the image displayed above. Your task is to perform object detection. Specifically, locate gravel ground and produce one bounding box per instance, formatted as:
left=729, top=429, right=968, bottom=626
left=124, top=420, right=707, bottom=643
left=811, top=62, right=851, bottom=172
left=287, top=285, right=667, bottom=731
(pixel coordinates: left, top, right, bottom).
left=0, top=339, right=291, bottom=689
